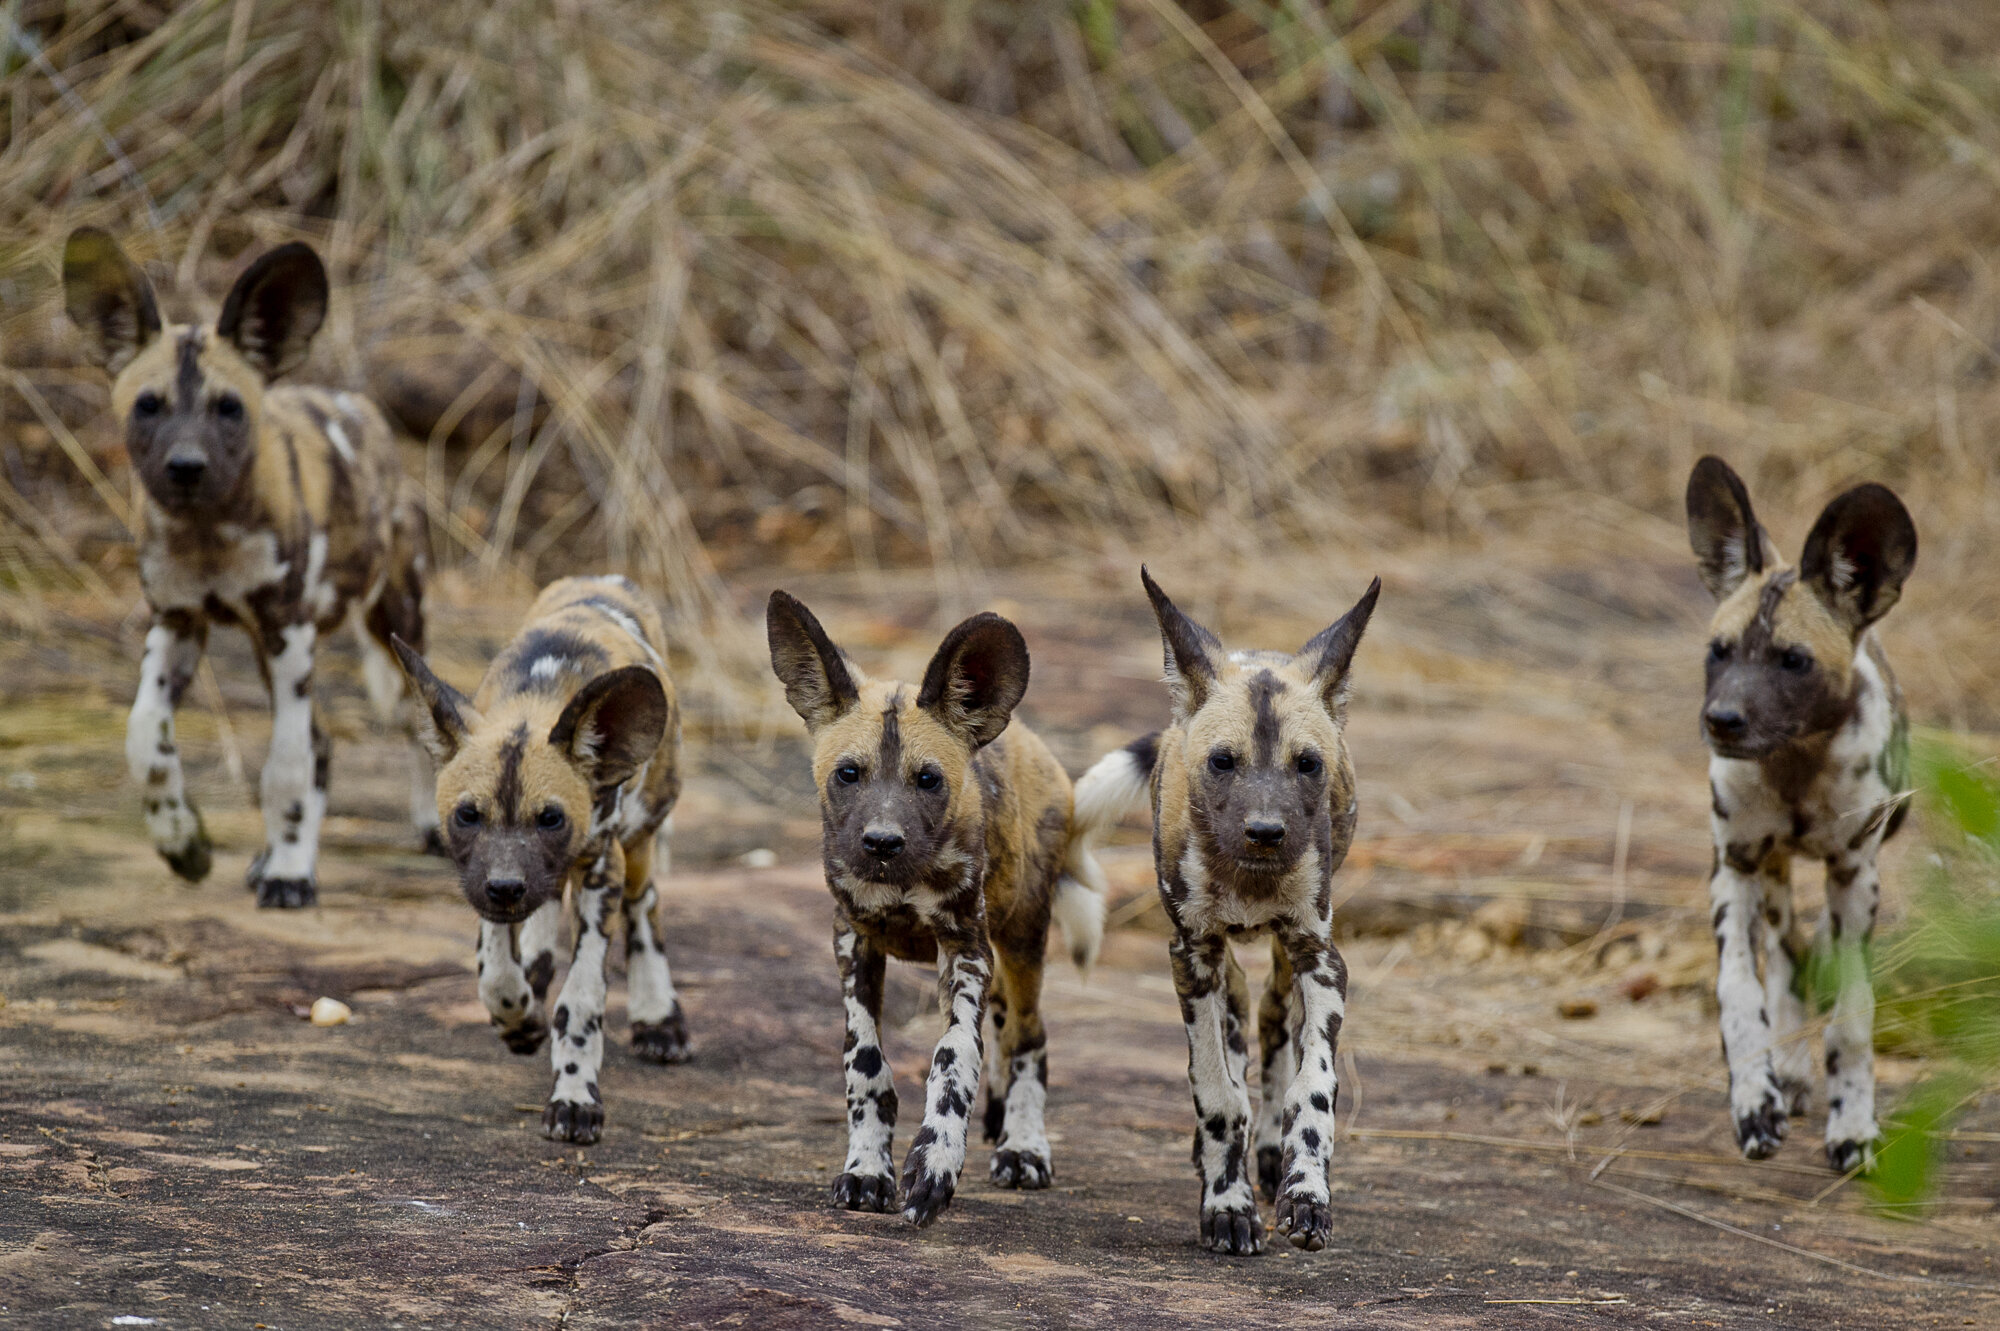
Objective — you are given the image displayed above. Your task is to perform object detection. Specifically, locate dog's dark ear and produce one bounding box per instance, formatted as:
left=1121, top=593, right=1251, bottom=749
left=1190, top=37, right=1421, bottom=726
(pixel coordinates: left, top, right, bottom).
left=1141, top=567, right=1222, bottom=720
left=391, top=635, right=479, bottom=764
left=551, top=666, right=668, bottom=790
left=1686, top=456, right=1777, bottom=600
left=1800, top=484, right=1917, bottom=635
left=1297, top=577, right=1381, bottom=719
left=63, top=229, right=161, bottom=376
left=216, top=242, right=328, bottom=380
left=917, top=612, right=1030, bottom=750
left=767, top=591, right=861, bottom=732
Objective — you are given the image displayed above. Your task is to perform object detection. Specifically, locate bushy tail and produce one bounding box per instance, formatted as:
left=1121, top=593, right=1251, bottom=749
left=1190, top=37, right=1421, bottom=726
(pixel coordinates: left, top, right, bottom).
left=1055, top=733, right=1159, bottom=976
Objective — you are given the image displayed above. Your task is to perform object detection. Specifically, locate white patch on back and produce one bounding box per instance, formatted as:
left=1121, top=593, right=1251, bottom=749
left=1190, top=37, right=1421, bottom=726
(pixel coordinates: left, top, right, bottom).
left=303, top=531, right=335, bottom=618
left=325, top=421, right=355, bottom=464
left=593, top=603, right=663, bottom=667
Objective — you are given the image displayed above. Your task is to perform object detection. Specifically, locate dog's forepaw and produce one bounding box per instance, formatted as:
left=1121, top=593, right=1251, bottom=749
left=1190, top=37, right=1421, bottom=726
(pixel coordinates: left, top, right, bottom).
left=899, top=1150, right=958, bottom=1227
left=1827, top=1136, right=1878, bottom=1175
left=1256, top=1145, right=1283, bottom=1203
left=1200, top=1203, right=1266, bottom=1256
left=831, top=1171, right=897, bottom=1213
left=1733, top=1091, right=1788, bottom=1160
left=631, top=1007, right=692, bottom=1064
left=989, top=1148, right=1052, bottom=1190
left=542, top=1097, right=604, bottom=1145
left=1274, top=1191, right=1332, bottom=1251
left=254, top=875, right=317, bottom=909
left=498, top=1019, right=548, bottom=1056
left=160, top=825, right=213, bottom=883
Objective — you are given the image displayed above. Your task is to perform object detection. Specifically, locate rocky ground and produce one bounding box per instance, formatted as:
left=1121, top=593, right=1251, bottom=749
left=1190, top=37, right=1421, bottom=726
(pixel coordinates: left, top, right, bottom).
left=3, top=547, right=1996, bottom=1328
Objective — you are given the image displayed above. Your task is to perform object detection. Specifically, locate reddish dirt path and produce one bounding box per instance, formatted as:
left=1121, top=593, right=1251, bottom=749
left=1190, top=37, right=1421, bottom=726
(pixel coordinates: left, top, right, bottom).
left=3, top=548, right=1995, bottom=1327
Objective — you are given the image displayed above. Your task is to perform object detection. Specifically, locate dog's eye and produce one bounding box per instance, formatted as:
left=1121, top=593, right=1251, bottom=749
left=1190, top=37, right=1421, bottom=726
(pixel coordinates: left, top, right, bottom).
left=454, top=803, right=482, bottom=828
left=536, top=806, right=566, bottom=831
left=915, top=768, right=942, bottom=792
left=1208, top=750, right=1235, bottom=774
left=1779, top=647, right=1812, bottom=673
left=1708, top=639, right=1731, bottom=663
left=835, top=763, right=861, bottom=786
left=134, top=391, right=164, bottom=417
left=213, top=392, right=244, bottom=421
left=1295, top=752, right=1322, bottom=776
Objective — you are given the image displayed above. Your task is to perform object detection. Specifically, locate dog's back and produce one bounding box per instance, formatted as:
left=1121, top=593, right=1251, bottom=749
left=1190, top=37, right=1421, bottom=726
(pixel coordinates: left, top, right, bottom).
left=475, top=575, right=680, bottom=843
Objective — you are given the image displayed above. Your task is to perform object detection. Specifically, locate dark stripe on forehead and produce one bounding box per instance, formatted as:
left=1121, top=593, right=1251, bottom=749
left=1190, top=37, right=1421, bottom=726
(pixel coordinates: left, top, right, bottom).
left=495, top=723, right=528, bottom=822
left=1745, top=568, right=1799, bottom=648
left=175, top=329, right=206, bottom=410
left=1248, top=670, right=1284, bottom=765
left=878, top=702, right=902, bottom=772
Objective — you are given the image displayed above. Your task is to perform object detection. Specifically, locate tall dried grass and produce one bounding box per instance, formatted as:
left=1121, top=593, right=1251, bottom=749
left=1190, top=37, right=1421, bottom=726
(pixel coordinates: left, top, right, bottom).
left=3, top=0, right=1998, bottom=718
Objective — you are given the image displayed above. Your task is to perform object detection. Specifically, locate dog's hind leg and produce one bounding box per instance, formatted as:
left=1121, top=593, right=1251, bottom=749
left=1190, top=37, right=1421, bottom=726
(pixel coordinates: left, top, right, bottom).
left=129, top=611, right=212, bottom=881
left=988, top=940, right=1051, bottom=1190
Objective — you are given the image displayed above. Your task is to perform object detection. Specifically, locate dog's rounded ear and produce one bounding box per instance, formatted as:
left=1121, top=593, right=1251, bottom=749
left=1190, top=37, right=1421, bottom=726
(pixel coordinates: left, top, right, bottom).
left=1296, top=577, right=1381, bottom=718
left=917, top=612, right=1030, bottom=750
left=390, top=634, right=480, bottom=764
left=767, top=590, right=860, bottom=732
left=1800, top=483, right=1917, bottom=634
left=1141, top=567, right=1221, bottom=720
left=1686, top=456, right=1776, bottom=601
left=63, top=229, right=161, bottom=376
left=550, top=666, right=669, bottom=791
left=216, top=242, right=328, bottom=381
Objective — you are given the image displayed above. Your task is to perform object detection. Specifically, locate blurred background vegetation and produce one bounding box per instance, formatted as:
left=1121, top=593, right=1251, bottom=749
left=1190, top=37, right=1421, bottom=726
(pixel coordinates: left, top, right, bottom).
left=3, top=1, right=1998, bottom=701
left=1871, top=742, right=2000, bottom=1210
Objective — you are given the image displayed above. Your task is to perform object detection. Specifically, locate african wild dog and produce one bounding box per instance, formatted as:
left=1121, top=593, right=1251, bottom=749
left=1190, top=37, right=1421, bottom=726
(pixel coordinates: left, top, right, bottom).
left=1078, top=568, right=1379, bottom=1255
left=392, top=576, right=690, bottom=1144
left=766, top=592, right=1122, bottom=1228
left=63, top=230, right=434, bottom=907
left=1686, top=457, right=1916, bottom=1172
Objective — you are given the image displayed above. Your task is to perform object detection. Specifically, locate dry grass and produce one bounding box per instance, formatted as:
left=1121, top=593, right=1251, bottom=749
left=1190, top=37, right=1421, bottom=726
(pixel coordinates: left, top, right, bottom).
left=3, top=0, right=1999, bottom=720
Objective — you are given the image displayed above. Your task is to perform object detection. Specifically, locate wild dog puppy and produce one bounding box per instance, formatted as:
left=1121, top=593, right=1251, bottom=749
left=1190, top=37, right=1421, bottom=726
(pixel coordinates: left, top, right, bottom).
left=1079, top=569, right=1378, bottom=1255
left=63, top=230, right=434, bottom=907
left=391, top=576, right=689, bottom=1144
left=1685, top=457, right=1917, bottom=1172
left=766, top=593, right=1119, bottom=1228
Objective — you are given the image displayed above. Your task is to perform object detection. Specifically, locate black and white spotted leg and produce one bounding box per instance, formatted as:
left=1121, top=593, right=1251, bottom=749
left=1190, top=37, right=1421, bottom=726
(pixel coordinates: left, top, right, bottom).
left=1272, top=929, right=1346, bottom=1252
left=1711, top=848, right=1787, bottom=1158
left=988, top=945, right=1051, bottom=1190
left=250, top=621, right=321, bottom=908
left=127, top=612, right=212, bottom=882
left=544, top=844, right=622, bottom=1144
left=981, top=984, right=1010, bottom=1144
left=899, top=937, right=990, bottom=1227
left=832, top=918, right=897, bottom=1212
left=1171, top=930, right=1263, bottom=1256
left=1757, top=855, right=1813, bottom=1116
left=1823, top=848, right=1883, bottom=1173
left=477, top=899, right=560, bottom=1055
left=624, top=876, right=690, bottom=1064
left=1255, top=938, right=1296, bottom=1202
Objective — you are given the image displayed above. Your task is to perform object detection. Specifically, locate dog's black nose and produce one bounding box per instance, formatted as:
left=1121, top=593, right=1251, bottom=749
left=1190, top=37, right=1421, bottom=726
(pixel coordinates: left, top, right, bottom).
left=861, top=827, right=905, bottom=860
left=165, top=457, right=207, bottom=487
left=486, top=877, right=526, bottom=908
left=1705, top=708, right=1747, bottom=740
left=1245, top=819, right=1286, bottom=848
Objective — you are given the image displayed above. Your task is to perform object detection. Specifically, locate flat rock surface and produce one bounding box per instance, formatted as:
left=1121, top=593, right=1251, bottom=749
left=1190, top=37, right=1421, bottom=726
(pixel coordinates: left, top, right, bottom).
left=3, top=558, right=1996, bottom=1328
